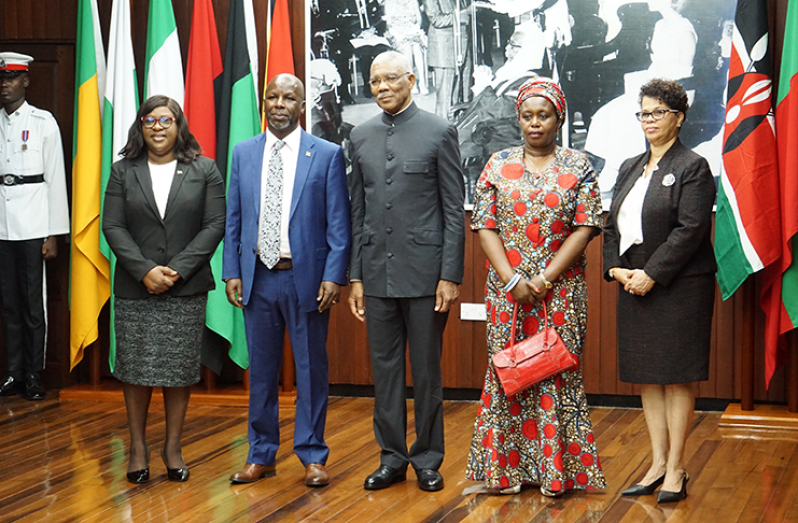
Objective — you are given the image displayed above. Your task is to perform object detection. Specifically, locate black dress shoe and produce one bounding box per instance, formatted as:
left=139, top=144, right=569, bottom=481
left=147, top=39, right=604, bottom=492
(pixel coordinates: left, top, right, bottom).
left=161, top=447, right=189, bottom=482
left=657, top=472, right=688, bottom=503
left=621, top=473, right=666, bottom=496
left=25, top=374, right=46, bottom=400
left=126, top=468, right=150, bottom=484
left=364, top=465, right=407, bottom=490
left=0, top=376, right=23, bottom=396
left=416, top=469, right=444, bottom=492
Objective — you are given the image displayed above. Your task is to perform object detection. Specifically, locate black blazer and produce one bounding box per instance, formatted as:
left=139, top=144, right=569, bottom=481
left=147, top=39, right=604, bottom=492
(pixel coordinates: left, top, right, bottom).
left=603, top=139, right=716, bottom=287
left=349, top=102, right=466, bottom=297
left=103, top=155, right=226, bottom=299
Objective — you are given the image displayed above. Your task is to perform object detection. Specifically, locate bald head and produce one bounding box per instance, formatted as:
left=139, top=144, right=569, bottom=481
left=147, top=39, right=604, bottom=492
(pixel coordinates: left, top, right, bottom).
left=267, top=73, right=305, bottom=100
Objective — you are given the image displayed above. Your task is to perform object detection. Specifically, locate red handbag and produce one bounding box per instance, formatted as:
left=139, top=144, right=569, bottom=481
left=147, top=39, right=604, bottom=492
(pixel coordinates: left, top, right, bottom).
left=491, top=302, right=579, bottom=396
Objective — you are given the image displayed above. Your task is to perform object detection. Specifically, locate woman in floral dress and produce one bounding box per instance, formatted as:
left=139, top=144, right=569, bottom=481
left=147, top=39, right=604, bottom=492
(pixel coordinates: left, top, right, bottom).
left=466, top=78, right=606, bottom=496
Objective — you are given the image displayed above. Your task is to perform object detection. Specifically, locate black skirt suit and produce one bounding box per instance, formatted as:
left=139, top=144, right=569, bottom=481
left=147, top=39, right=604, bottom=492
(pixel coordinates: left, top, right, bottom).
left=103, top=155, right=226, bottom=386
left=603, top=139, right=716, bottom=384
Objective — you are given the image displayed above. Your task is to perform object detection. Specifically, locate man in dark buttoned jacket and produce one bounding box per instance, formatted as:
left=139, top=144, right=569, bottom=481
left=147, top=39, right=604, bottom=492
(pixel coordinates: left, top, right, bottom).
left=348, top=51, right=465, bottom=492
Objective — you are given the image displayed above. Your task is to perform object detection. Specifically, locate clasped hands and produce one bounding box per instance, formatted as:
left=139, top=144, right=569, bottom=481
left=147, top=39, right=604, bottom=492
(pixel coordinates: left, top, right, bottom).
left=143, top=266, right=181, bottom=294
left=612, top=268, right=655, bottom=296
left=507, top=274, right=549, bottom=305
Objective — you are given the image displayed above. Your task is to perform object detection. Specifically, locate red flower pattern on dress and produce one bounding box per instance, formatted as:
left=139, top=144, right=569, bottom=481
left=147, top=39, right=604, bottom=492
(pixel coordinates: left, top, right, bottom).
left=466, top=146, right=605, bottom=492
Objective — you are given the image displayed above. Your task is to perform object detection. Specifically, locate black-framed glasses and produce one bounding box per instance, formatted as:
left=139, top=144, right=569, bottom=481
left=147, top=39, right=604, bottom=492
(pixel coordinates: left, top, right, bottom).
left=368, top=72, right=411, bottom=88
left=635, top=109, right=680, bottom=122
left=141, top=115, right=174, bottom=129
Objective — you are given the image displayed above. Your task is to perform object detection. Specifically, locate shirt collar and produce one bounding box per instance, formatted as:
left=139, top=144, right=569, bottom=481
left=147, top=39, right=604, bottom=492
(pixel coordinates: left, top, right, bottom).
left=266, top=125, right=302, bottom=152
left=381, top=101, right=418, bottom=126
left=2, top=100, right=28, bottom=121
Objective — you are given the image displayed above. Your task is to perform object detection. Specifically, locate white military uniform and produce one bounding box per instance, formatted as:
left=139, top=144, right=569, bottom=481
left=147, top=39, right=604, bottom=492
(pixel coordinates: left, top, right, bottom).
left=0, top=101, right=69, bottom=239
left=0, top=51, right=69, bottom=389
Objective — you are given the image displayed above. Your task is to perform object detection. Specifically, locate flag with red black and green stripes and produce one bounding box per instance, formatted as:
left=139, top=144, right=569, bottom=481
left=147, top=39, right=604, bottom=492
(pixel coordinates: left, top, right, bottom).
left=761, top=0, right=798, bottom=386
left=200, top=0, right=260, bottom=369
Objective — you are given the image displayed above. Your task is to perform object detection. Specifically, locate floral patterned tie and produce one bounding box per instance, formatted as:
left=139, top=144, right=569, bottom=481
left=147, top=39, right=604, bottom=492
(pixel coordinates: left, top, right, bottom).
left=259, top=140, right=285, bottom=268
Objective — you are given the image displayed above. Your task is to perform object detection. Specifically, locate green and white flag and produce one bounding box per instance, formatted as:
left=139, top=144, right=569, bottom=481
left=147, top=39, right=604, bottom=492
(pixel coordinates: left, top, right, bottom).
left=144, top=0, right=184, bottom=105
left=101, top=0, right=139, bottom=370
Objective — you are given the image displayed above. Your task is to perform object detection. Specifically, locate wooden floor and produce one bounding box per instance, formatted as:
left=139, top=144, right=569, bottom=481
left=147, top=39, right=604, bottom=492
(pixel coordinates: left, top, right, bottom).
left=2, top=396, right=798, bottom=523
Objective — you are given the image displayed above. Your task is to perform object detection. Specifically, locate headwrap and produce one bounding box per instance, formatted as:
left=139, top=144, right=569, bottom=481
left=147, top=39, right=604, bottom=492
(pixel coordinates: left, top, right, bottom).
left=515, top=77, right=567, bottom=128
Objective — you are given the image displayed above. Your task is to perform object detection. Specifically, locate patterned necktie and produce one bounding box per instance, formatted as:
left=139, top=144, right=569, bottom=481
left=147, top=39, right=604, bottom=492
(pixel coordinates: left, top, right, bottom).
left=259, top=140, right=285, bottom=268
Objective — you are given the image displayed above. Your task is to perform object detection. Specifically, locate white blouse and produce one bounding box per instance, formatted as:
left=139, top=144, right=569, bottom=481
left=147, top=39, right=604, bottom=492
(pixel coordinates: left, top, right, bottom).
left=617, top=166, right=656, bottom=256
left=149, top=159, right=177, bottom=219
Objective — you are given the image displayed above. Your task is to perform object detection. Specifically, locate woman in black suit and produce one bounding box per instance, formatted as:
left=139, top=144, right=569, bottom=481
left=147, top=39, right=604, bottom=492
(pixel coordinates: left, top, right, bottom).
left=603, top=79, right=715, bottom=503
left=103, top=96, right=225, bottom=483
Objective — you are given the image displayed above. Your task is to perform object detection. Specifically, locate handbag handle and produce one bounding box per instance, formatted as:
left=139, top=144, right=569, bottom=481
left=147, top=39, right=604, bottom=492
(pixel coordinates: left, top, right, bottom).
left=509, top=300, right=550, bottom=353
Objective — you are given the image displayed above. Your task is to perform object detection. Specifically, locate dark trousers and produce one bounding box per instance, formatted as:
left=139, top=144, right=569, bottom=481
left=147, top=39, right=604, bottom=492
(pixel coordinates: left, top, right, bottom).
left=0, top=239, right=46, bottom=379
left=243, top=262, right=330, bottom=467
left=365, top=295, right=448, bottom=471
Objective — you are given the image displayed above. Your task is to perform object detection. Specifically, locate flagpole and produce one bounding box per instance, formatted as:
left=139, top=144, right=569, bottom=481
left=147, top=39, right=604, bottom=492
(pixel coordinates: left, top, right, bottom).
left=788, top=336, right=798, bottom=412
left=741, top=278, right=755, bottom=411
left=90, top=342, right=101, bottom=386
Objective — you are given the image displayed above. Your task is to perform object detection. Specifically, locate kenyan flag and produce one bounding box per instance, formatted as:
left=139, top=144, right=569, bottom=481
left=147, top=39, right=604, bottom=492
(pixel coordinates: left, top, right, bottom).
left=714, top=0, right=779, bottom=300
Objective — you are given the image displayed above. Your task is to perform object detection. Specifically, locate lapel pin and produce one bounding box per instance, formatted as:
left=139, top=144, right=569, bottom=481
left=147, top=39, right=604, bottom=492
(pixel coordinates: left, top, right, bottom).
left=662, top=173, right=675, bottom=186
left=177, top=170, right=183, bottom=175
left=305, top=151, right=312, bottom=157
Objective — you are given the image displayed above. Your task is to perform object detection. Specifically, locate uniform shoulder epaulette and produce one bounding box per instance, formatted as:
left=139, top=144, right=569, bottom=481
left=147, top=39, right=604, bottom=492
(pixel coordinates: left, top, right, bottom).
left=29, top=107, right=55, bottom=120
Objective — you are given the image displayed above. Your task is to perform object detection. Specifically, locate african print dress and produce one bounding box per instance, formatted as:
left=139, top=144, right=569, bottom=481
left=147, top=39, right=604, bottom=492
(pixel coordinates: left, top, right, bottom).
left=465, top=146, right=606, bottom=493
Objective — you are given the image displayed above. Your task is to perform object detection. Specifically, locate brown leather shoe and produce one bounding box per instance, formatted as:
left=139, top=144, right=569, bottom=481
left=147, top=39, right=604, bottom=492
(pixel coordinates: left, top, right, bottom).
left=229, top=463, right=276, bottom=484
left=304, top=463, right=329, bottom=487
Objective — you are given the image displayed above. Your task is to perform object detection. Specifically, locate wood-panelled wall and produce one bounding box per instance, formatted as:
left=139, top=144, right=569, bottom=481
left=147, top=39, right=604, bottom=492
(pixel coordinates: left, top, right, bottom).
left=327, top=215, right=795, bottom=404
left=0, top=0, right=792, bottom=403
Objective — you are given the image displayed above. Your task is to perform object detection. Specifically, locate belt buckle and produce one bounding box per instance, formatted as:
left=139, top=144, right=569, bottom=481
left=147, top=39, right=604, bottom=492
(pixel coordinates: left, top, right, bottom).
left=3, top=174, right=15, bottom=186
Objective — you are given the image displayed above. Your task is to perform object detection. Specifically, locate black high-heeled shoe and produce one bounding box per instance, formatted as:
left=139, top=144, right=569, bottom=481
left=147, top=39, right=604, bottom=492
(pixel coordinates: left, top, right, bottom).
left=161, top=446, right=189, bottom=482
left=657, top=472, right=689, bottom=503
left=126, top=467, right=150, bottom=484
left=621, top=473, right=665, bottom=496
left=126, top=446, right=150, bottom=484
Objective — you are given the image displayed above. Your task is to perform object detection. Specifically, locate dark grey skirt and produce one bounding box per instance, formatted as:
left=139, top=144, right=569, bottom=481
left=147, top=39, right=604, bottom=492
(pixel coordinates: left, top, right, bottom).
left=113, top=294, right=207, bottom=387
left=616, top=272, right=715, bottom=385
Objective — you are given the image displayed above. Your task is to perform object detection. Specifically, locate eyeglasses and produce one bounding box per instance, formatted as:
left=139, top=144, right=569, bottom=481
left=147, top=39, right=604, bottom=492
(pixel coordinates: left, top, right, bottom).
left=141, top=115, right=174, bottom=129
left=635, top=109, right=680, bottom=122
left=368, top=72, right=411, bottom=88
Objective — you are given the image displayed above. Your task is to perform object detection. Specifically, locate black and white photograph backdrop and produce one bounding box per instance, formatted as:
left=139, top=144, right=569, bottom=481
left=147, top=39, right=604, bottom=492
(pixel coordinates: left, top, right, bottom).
left=306, top=0, right=735, bottom=208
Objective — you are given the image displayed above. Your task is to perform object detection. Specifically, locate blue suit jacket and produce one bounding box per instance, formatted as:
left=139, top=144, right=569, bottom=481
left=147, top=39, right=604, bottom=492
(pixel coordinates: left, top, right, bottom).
left=222, top=129, right=351, bottom=312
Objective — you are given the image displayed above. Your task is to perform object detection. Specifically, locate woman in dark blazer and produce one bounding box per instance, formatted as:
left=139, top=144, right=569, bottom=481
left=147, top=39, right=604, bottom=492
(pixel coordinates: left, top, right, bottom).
left=603, top=79, right=715, bottom=503
left=103, top=95, right=225, bottom=484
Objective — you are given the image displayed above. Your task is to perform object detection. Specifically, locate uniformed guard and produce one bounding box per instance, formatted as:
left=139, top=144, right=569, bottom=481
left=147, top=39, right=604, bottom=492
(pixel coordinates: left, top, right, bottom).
left=0, top=52, right=69, bottom=400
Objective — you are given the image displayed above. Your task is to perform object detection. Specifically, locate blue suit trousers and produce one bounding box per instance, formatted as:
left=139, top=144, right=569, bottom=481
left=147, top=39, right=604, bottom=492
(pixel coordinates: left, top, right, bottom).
left=244, top=262, right=330, bottom=466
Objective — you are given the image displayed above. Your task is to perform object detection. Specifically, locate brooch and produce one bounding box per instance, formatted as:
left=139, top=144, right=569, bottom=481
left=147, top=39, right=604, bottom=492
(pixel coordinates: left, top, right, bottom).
left=662, top=173, right=675, bottom=187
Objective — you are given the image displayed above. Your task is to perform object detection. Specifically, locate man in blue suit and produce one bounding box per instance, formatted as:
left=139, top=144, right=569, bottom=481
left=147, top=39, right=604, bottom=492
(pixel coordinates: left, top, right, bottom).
left=223, top=74, right=350, bottom=487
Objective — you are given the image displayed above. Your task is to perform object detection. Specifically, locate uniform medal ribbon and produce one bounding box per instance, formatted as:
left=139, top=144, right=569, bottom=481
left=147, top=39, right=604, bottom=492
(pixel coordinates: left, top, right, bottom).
left=21, top=130, right=29, bottom=151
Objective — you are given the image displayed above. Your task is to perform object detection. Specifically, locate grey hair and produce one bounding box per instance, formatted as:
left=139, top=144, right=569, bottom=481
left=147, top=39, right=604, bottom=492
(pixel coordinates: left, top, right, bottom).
left=372, top=51, right=412, bottom=75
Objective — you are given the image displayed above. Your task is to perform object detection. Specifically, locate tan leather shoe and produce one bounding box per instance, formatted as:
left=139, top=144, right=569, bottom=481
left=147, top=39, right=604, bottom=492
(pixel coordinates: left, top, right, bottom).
left=229, top=463, right=276, bottom=483
left=304, top=463, right=329, bottom=487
